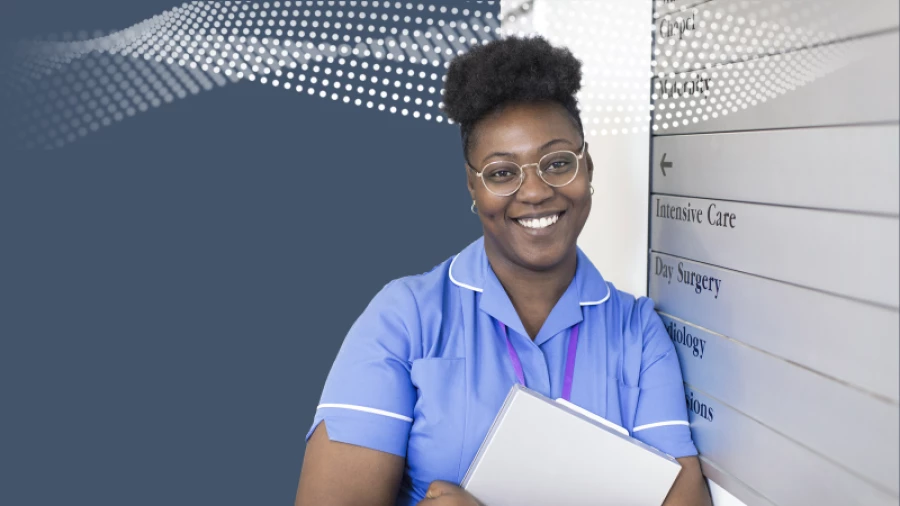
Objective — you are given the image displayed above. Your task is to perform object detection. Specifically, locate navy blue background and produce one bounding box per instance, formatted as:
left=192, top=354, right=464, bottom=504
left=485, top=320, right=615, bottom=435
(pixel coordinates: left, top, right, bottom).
left=1, top=2, right=485, bottom=504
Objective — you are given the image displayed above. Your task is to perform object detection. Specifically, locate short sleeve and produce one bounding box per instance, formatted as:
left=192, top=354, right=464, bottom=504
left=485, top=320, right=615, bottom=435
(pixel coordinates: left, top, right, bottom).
left=630, top=297, right=698, bottom=458
left=305, top=279, right=419, bottom=457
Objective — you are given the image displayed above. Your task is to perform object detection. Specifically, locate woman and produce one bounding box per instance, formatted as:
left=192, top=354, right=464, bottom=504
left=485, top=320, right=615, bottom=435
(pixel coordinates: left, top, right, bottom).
left=295, top=36, right=712, bottom=506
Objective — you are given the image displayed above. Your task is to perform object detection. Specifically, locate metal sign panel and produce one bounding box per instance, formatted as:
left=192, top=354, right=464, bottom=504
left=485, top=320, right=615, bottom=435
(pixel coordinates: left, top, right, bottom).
left=662, top=314, right=899, bottom=491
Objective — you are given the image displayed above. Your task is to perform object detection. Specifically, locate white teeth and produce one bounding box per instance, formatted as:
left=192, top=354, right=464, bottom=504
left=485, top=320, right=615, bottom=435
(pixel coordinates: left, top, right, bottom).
left=517, top=214, right=560, bottom=229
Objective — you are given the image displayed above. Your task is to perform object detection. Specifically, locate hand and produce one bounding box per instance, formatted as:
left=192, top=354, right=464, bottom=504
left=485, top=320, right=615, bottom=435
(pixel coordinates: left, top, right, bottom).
left=416, top=480, right=484, bottom=506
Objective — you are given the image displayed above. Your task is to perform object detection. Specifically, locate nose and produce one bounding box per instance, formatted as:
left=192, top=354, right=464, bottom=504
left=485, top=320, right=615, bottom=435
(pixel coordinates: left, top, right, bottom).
left=515, top=163, right=555, bottom=205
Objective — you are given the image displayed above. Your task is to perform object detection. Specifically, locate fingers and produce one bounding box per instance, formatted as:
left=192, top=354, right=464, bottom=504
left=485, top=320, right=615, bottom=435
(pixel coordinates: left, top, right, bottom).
left=424, top=480, right=458, bottom=499
left=417, top=481, right=484, bottom=506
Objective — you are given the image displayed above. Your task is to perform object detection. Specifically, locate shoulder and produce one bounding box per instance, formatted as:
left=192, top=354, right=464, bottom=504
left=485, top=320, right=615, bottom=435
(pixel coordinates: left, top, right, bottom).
left=601, top=285, right=678, bottom=387
left=342, top=255, right=456, bottom=361
left=397, top=255, right=456, bottom=298
left=365, top=254, right=456, bottom=317
left=602, top=282, right=660, bottom=330
left=597, top=283, right=670, bottom=360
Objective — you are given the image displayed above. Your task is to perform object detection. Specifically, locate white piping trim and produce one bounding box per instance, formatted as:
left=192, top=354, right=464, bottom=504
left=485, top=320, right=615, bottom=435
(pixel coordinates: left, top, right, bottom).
left=579, top=285, right=611, bottom=306
left=449, top=251, right=610, bottom=305
left=448, top=254, right=484, bottom=293
left=317, top=404, right=413, bottom=423
left=632, top=420, right=690, bottom=432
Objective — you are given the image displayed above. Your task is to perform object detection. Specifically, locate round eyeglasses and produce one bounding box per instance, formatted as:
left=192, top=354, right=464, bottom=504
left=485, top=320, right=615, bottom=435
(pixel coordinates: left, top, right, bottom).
left=468, top=142, right=588, bottom=197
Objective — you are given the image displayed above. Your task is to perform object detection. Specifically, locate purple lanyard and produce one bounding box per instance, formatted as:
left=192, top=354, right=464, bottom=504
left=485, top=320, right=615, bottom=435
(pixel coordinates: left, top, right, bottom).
left=498, top=321, right=580, bottom=402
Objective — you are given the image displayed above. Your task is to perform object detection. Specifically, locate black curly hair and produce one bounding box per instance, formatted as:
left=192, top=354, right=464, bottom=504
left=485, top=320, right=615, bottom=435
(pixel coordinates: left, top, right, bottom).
left=442, top=35, right=584, bottom=166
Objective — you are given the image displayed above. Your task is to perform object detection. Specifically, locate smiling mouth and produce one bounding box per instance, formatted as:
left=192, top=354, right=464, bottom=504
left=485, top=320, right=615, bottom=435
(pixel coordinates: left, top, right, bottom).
left=515, top=212, right=564, bottom=230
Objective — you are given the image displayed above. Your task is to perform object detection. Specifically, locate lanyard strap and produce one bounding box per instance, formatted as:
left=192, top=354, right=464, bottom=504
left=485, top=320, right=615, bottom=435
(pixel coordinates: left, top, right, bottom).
left=499, top=322, right=580, bottom=402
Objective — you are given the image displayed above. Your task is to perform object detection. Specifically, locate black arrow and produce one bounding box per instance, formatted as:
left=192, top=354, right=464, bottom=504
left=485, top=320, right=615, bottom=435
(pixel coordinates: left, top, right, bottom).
left=660, top=153, right=673, bottom=176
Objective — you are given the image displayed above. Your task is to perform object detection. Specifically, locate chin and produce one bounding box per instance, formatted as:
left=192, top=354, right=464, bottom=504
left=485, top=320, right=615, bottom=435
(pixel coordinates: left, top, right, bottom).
left=510, top=241, right=572, bottom=272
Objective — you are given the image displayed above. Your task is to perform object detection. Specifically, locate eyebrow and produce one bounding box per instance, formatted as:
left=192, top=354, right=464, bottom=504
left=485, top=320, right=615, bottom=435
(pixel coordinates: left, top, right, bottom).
left=480, top=138, right=576, bottom=165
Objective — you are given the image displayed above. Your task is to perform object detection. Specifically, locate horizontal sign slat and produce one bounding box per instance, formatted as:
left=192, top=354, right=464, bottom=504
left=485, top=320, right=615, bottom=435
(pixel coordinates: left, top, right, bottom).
left=651, top=125, right=900, bottom=215
left=701, top=456, right=777, bottom=506
left=653, top=0, right=899, bottom=70
left=652, top=31, right=899, bottom=134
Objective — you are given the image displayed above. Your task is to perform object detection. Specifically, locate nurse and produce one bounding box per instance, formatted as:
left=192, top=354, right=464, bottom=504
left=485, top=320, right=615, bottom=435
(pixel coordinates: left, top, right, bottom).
left=295, top=36, right=712, bottom=506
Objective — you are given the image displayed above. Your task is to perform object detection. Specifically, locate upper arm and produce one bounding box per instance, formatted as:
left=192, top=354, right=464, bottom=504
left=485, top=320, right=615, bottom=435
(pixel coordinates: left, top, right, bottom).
left=296, top=280, right=421, bottom=505
left=295, top=422, right=405, bottom=506
left=629, top=299, right=710, bottom=504
left=630, top=297, right=698, bottom=458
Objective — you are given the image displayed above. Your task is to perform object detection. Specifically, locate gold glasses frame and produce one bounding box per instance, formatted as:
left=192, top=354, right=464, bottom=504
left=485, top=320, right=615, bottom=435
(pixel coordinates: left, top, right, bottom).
left=467, top=141, right=588, bottom=197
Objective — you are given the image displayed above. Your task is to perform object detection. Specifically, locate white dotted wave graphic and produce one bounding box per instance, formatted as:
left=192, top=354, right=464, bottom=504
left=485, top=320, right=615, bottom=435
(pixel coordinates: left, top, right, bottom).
left=1, top=0, right=859, bottom=149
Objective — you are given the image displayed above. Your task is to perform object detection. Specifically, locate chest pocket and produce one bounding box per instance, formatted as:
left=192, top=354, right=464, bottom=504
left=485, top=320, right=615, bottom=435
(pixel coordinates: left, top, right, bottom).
left=408, top=357, right=467, bottom=487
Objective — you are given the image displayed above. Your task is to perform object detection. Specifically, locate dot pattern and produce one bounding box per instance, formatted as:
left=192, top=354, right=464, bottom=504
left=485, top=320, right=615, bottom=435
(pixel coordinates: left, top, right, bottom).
left=526, top=0, right=655, bottom=137
left=518, top=0, right=861, bottom=136
left=4, top=0, right=501, bottom=150
left=650, top=0, right=858, bottom=132
left=651, top=40, right=853, bottom=131
left=653, top=0, right=880, bottom=71
left=653, top=0, right=873, bottom=71
left=2, top=0, right=861, bottom=149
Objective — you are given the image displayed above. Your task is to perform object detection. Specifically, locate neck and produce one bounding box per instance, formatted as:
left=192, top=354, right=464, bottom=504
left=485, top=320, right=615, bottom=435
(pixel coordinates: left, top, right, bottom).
left=484, top=238, right=578, bottom=336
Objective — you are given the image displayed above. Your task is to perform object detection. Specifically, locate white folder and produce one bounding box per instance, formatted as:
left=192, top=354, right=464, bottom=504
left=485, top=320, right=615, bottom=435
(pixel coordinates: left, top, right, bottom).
left=461, top=384, right=682, bottom=506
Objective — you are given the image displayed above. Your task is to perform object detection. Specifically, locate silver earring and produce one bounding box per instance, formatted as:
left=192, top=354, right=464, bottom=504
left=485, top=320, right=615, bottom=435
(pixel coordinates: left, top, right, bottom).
left=471, top=201, right=478, bottom=214
left=590, top=185, right=594, bottom=195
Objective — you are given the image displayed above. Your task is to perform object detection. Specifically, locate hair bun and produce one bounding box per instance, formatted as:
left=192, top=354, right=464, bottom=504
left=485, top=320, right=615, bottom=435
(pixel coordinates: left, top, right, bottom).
left=443, top=35, right=583, bottom=128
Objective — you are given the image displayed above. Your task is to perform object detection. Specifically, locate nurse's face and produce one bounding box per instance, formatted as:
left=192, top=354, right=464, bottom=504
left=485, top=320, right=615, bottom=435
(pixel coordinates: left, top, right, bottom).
left=466, top=101, right=593, bottom=271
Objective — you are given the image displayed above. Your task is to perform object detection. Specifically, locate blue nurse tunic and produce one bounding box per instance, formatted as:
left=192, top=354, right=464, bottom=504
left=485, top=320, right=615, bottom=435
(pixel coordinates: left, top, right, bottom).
left=306, top=237, right=697, bottom=505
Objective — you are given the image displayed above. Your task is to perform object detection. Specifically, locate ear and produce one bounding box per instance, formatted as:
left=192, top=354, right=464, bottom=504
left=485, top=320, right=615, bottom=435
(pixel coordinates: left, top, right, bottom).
left=465, top=165, right=477, bottom=200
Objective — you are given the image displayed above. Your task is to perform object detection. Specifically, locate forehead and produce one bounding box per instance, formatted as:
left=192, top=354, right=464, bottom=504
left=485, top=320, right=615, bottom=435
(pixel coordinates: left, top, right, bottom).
left=470, top=101, right=581, bottom=157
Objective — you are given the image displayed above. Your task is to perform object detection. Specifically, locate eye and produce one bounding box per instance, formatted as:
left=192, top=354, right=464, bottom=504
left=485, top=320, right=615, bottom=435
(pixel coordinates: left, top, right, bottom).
left=483, top=163, right=519, bottom=180
left=544, top=161, right=570, bottom=174
left=542, top=153, right=577, bottom=173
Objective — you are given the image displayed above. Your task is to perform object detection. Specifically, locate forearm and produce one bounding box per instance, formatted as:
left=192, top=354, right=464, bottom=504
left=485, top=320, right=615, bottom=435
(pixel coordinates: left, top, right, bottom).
left=662, top=456, right=712, bottom=506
